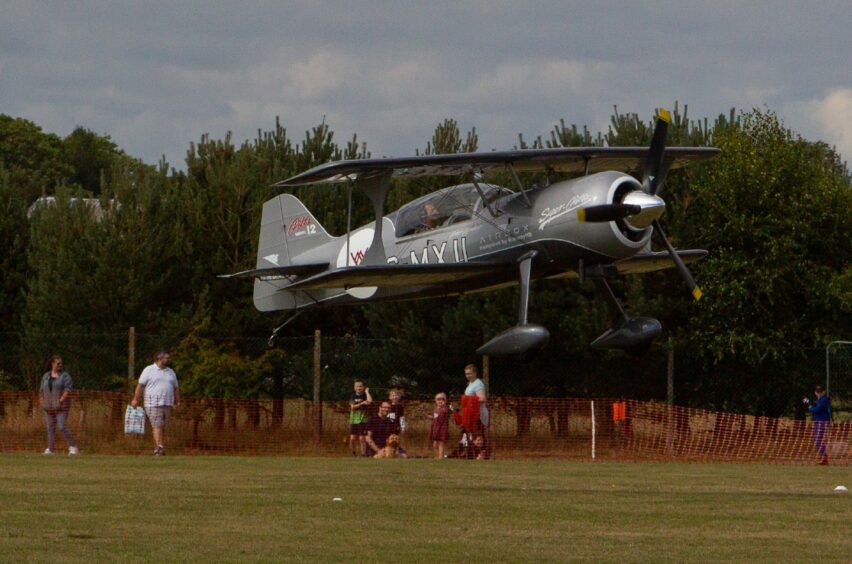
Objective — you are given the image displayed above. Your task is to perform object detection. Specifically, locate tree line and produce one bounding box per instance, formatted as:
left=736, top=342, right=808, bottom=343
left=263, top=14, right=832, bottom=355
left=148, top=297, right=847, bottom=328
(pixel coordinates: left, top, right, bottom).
left=0, top=106, right=849, bottom=416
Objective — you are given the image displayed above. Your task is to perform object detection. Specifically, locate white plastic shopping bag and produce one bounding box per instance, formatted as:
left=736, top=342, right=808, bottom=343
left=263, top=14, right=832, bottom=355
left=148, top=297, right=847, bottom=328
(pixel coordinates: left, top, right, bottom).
left=124, top=405, right=146, bottom=435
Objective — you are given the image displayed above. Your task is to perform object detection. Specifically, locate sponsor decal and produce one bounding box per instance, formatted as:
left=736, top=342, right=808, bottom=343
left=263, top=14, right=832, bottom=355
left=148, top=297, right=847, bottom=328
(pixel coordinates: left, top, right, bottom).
left=478, top=225, right=532, bottom=251
left=538, top=194, right=593, bottom=230
left=335, top=228, right=377, bottom=299
left=287, top=215, right=316, bottom=237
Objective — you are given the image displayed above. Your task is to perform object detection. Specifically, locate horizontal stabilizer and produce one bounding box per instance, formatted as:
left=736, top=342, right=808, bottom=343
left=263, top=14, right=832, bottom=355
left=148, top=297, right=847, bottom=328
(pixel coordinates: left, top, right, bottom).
left=284, top=262, right=507, bottom=291
left=218, top=263, right=328, bottom=280
left=613, top=250, right=707, bottom=275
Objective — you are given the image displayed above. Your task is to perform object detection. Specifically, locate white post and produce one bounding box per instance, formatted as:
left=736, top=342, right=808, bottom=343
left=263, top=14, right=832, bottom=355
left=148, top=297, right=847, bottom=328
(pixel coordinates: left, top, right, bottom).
left=591, top=400, right=596, bottom=461
left=667, top=339, right=674, bottom=455
left=826, top=341, right=852, bottom=396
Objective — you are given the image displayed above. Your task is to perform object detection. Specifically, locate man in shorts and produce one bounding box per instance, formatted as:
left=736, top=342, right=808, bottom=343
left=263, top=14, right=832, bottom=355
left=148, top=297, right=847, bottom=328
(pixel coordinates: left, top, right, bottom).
left=131, top=351, right=180, bottom=456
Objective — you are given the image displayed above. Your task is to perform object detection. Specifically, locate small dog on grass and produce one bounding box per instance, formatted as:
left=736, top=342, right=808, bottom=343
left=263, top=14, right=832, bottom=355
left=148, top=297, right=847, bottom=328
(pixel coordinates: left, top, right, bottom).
left=374, top=434, right=402, bottom=458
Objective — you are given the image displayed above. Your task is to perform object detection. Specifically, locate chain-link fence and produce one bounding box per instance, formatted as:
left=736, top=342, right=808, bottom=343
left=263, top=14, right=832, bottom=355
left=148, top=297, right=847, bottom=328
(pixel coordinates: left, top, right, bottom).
left=1, top=392, right=848, bottom=465
left=1, top=330, right=848, bottom=417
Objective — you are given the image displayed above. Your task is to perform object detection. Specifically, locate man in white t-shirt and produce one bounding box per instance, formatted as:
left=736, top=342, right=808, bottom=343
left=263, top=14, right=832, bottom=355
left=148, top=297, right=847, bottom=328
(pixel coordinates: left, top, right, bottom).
left=131, top=351, right=180, bottom=456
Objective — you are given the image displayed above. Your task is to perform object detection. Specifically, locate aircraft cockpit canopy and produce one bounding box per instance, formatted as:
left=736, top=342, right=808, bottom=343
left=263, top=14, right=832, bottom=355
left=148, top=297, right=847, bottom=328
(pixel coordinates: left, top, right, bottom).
left=394, top=183, right=513, bottom=238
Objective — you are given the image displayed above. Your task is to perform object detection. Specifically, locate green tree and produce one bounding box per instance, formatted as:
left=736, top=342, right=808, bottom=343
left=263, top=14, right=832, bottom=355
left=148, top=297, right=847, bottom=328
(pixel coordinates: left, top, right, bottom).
left=418, top=118, right=478, bottom=155
left=0, top=115, right=71, bottom=200
left=675, top=109, right=852, bottom=413
left=0, top=168, right=29, bottom=384
left=63, top=127, right=136, bottom=195
left=0, top=168, right=28, bottom=329
left=23, top=161, right=185, bottom=388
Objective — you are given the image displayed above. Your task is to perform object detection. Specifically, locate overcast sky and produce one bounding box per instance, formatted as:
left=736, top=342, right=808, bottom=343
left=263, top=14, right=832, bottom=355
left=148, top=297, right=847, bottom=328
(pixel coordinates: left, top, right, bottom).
left=2, top=1, right=850, bottom=170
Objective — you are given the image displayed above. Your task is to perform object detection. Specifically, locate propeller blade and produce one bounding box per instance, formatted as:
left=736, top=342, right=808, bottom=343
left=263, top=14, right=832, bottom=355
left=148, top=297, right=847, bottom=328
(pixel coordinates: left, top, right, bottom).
left=652, top=219, right=702, bottom=301
left=577, top=203, right=641, bottom=223
left=642, top=108, right=671, bottom=196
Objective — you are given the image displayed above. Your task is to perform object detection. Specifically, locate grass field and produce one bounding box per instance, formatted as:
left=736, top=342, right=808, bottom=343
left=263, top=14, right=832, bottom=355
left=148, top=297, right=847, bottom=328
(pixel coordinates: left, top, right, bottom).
left=1, top=455, right=850, bottom=562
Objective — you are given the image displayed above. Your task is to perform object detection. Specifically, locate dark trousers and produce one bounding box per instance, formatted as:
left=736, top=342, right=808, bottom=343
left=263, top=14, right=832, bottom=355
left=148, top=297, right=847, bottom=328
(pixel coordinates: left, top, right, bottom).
left=812, top=421, right=829, bottom=457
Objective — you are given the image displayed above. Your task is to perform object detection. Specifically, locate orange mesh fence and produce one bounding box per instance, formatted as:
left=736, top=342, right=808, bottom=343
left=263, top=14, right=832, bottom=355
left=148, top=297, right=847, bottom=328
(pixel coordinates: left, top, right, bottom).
left=1, top=392, right=848, bottom=464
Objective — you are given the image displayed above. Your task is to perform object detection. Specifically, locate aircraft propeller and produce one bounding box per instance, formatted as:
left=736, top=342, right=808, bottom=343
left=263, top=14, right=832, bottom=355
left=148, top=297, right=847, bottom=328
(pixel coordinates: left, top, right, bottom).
left=642, top=109, right=703, bottom=301
left=642, top=108, right=671, bottom=196
left=576, top=203, right=641, bottom=223
left=578, top=108, right=702, bottom=301
left=652, top=218, right=702, bottom=301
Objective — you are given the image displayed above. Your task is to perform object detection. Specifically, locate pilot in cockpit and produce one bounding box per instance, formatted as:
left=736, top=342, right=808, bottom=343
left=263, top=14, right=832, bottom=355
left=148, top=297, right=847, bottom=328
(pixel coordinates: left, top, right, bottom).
left=415, top=202, right=441, bottom=233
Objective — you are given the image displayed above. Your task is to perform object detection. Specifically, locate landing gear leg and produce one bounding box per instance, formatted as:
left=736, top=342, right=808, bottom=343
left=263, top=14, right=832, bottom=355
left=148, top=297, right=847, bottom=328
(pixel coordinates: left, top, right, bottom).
left=476, top=251, right=550, bottom=356
left=593, top=278, right=629, bottom=326
left=590, top=278, right=661, bottom=354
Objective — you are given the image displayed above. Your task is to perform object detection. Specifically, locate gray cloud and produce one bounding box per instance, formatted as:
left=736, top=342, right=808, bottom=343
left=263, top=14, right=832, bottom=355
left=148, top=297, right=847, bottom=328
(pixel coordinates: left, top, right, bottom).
left=1, top=1, right=849, bottom=168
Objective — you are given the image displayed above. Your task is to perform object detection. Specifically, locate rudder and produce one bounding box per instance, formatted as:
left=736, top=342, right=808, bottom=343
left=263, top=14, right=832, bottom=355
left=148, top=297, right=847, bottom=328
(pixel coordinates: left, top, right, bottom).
left=256, top=194, right=331, bottom=270
left=253, top=194, right=333, bottom=312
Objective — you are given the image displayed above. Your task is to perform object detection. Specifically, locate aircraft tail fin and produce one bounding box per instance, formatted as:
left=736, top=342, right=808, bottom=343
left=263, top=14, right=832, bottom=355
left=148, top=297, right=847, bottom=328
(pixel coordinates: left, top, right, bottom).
left=253, top=194, right=333, bottom=311
left=256, top=194, right=331, bottom=269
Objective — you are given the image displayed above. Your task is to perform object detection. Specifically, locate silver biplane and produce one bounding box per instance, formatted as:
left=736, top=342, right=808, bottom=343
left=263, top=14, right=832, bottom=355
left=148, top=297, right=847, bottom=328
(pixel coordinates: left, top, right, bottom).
left=222, top=110, right=719, bottom=355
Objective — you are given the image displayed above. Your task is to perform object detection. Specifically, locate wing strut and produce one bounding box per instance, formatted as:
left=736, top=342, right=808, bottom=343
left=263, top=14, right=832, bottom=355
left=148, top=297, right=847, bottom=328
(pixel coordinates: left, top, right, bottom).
left=358, top=172, right=392, bottom=266
left=506, top=163, right=532, bottom=208
left=470, top=178, right=497, bottom=217
left=345, top=180, right=353, bottom=266
left=463, top=166, right=498, bottom=217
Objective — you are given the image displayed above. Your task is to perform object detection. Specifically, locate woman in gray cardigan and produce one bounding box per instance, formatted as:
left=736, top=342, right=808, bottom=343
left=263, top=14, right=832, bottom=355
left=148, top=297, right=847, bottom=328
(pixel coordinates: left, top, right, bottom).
left=39, top=355, right=78, bottom=455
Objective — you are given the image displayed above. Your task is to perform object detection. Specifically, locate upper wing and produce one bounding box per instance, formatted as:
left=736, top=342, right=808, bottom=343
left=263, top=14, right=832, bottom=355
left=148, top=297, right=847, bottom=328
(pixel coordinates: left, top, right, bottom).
left=282, top=262, right=507, bottom=290
left=274, top=147, right=720, bottom=187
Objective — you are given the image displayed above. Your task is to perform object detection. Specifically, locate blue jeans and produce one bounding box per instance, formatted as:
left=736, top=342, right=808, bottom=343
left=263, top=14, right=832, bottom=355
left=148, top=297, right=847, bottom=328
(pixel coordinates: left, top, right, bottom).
left=45, top=410, right=76, bottom=451
left=812, top=421, right=829, bottom=457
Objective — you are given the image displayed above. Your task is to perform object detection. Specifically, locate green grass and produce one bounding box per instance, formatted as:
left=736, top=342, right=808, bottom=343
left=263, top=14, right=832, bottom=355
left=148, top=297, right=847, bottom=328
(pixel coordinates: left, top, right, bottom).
left=1, top=456, right=850, bottom=562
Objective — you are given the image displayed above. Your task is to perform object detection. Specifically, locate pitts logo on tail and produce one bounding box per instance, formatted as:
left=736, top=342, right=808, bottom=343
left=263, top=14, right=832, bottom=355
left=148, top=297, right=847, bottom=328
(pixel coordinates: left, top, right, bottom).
left=288, top=216, right=316, bottom=237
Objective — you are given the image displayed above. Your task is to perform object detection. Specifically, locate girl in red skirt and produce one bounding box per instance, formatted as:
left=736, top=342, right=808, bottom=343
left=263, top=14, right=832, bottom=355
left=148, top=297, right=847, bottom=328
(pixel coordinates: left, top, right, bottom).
left=430, top=393, right=451, bottom=459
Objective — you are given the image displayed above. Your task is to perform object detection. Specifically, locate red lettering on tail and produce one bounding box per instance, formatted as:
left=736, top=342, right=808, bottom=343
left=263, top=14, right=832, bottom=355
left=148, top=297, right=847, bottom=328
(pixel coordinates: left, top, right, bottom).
left=287, top=216, right=313, bottom=236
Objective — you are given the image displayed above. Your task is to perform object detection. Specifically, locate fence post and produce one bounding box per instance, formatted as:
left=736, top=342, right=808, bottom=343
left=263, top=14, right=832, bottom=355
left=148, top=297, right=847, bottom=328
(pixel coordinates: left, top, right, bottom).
left=590, top=400, right=596, bottom=460
left=313, top=329, right=322, bottom=443
left=482, top=355, right=489, bottom=391
left=128, top=326, right=135, bottom=380
left=667, top=338, right=674, bottom=455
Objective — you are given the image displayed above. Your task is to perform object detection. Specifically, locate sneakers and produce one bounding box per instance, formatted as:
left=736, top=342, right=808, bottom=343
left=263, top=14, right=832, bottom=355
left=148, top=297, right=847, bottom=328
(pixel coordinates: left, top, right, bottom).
left=819, top=456, right=829, bottom=466
left=44, top=448, right=80, bottom=455
left=153, top=446, right=165, bottom=456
